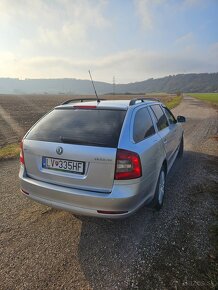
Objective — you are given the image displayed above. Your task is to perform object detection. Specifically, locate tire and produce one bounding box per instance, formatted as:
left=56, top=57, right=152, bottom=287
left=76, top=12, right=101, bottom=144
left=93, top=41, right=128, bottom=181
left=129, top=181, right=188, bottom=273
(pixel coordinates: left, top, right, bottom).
left=177, top=136, right=184, bottom=158
left=153, top=167, right=166, bottom=211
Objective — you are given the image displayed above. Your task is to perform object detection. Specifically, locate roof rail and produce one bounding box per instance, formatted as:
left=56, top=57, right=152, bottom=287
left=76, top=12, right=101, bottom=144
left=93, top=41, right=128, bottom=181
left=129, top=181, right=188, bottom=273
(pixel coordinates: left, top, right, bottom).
left=61, top=98, right=105, bottom=105
left=129, top=97, right=160, bottom=106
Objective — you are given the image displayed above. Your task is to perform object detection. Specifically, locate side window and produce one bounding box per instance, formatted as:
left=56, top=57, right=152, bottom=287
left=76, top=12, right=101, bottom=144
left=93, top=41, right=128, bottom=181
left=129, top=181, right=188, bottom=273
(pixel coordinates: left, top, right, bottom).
left=133, top=107, right=155, bottom=143
left=163, top=107, right=177, bottom=125
left=151, top=105, right=169, bottom=131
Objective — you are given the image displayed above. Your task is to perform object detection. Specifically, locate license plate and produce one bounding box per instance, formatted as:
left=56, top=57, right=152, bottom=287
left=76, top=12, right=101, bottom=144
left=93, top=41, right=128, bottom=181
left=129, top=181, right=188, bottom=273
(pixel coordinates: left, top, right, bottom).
left=42, top=157, right=85, bottom=175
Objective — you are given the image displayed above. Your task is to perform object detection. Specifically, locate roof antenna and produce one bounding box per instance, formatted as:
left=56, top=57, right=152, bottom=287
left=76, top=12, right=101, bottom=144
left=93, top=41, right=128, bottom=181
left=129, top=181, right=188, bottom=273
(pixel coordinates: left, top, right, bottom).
left=88, top=70, right=100, bottom=103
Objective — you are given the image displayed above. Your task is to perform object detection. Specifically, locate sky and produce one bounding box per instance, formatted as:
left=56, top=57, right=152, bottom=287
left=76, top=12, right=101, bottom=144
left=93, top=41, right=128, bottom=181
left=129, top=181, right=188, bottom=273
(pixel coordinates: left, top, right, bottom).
left=0, top=0, right=217, bottom=83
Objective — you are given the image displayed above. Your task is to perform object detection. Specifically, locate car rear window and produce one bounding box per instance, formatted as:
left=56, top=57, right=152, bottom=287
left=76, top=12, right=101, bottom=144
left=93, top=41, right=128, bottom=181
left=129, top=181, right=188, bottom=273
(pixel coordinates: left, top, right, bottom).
left=26, top=108, right=126, bottom=148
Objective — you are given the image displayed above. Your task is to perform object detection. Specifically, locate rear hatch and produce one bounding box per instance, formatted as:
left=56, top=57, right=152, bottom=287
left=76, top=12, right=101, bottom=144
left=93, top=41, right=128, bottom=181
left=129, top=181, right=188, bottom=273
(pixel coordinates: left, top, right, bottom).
left=24, top=106, right=126, bottom=192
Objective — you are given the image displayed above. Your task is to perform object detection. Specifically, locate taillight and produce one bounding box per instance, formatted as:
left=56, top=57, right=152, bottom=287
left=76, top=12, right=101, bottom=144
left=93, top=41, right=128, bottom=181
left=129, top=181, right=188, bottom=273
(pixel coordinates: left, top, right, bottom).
left=20, top=140, right=25, bottom=165
left=115, top=149, right=142, bottom=180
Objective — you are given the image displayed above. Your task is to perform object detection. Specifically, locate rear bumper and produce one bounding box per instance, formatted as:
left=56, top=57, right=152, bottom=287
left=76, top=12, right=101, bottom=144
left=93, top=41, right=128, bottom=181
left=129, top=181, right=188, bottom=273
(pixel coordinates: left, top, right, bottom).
left=19, top=166, right=147, bottom=219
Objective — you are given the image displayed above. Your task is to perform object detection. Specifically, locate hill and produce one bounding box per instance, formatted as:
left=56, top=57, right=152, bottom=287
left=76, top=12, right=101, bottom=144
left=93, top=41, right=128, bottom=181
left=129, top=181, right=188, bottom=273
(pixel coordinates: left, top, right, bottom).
left=0, top=73, right=217, bottom=94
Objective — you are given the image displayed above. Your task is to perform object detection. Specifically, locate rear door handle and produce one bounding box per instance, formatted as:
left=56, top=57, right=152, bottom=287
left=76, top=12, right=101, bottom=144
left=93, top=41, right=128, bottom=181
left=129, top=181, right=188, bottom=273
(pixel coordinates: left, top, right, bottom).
left=163, top=139, right=168, bottom=144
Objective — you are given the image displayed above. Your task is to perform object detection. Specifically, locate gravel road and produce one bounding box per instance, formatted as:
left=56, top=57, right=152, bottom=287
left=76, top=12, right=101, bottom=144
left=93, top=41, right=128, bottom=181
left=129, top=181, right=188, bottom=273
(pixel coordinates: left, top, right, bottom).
left=0, top=96, right=217, bottom=289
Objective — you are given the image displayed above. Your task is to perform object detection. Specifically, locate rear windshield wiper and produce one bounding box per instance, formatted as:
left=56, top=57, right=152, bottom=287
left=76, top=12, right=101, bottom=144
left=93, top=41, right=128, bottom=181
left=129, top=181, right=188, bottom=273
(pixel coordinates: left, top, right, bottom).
left=60, top=136, right=106, bottom=147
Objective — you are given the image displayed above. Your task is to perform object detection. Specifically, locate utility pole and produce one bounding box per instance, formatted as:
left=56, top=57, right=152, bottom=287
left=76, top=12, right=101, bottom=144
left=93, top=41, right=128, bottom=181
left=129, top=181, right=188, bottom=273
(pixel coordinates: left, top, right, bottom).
left=113, top=76, right=115, bottom=95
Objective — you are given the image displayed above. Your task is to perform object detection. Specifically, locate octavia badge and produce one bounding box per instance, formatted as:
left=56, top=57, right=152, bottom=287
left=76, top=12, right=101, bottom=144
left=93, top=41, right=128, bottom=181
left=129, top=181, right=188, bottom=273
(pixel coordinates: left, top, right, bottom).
left=56, top=146, right=63, bottom=155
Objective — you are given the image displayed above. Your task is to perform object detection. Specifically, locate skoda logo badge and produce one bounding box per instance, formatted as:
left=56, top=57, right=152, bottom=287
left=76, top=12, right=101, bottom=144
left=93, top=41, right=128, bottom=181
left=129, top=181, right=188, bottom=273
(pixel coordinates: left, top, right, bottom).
left=56, top=146, right=63, bottom=155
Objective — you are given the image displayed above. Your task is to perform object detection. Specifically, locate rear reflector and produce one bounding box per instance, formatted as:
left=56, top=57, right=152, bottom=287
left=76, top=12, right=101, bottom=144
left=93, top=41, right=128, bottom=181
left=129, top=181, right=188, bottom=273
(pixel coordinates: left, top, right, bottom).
left=73, top=105, right=96, bottom=109
left=20, top=140, right=25, bottom=165
left=97, top=210, right=128, bottom=215
left=115, top=149, right=142, bottom=180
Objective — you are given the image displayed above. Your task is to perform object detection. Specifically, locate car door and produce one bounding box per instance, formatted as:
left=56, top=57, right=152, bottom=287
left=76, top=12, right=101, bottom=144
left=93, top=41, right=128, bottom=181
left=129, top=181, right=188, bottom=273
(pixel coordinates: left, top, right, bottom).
left=149, top=104, right=174, bottom=163
left=130, top=106, right=164, bottom=200
left=162, top=106, right=181, bottom=152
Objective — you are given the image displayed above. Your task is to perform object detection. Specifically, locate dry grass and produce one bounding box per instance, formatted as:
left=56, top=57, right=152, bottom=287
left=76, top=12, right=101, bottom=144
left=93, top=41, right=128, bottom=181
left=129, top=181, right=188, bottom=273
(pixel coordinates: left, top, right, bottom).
left=165, top=95, right=183, bottom=109
left=0, top=143, right=20, bottom=161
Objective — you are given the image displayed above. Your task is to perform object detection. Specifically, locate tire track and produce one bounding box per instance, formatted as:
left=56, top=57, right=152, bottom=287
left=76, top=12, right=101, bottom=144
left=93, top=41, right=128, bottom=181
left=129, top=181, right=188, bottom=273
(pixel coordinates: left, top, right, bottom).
left=0, top=105, right=24, bottom=140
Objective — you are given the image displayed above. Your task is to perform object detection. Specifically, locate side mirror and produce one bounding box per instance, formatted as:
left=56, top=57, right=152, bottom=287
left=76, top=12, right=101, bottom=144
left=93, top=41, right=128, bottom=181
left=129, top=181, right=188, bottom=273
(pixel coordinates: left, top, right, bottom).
left=177, top=116, right=186, bottom=123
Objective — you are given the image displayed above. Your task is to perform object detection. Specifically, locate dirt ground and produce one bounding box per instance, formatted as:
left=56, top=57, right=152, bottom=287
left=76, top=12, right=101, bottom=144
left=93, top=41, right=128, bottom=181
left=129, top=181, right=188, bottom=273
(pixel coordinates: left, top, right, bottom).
left=0, top=95, right=217, bottom=289
left=0, top=94, right=69, bottom=146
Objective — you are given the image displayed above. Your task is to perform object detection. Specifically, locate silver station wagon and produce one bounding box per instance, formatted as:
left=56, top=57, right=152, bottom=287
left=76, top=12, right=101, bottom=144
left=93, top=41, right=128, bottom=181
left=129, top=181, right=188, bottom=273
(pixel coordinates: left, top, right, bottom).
left=19, top=97, right=185, bottom=218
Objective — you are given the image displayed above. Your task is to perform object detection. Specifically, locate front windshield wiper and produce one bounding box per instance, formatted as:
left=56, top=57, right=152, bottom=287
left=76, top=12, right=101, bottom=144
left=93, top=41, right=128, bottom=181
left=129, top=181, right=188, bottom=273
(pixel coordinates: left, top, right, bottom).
left=60, top=136, right=106, bottom=147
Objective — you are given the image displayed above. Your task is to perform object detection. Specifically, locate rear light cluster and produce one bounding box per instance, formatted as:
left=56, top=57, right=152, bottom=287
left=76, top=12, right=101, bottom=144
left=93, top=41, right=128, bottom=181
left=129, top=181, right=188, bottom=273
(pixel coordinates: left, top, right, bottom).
left=115, top=149, right=142, bottom=180
left=20, top=140, right=25, bottom=165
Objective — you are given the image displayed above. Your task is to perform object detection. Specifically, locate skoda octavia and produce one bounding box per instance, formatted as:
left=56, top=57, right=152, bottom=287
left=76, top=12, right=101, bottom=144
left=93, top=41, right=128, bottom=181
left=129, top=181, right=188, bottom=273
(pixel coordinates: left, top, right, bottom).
left=19, top=98, right=185, bottom=218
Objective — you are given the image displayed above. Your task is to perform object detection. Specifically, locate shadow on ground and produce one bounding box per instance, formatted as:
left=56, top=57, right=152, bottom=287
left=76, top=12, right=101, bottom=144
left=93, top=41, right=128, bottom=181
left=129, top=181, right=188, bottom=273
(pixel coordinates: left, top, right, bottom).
left=77, top=150, right=218, bottom=289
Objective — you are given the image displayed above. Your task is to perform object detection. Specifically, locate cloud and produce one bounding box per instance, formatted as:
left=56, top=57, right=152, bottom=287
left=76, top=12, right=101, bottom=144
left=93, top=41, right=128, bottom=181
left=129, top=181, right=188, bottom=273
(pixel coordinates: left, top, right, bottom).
left=1, top=45, right=217, bottom=82
left=0, top=0, right=108, bottom=25
left=175, top=32, right=194, bottom=44
left=174, top=32, right=197, bottom=52
left=0, top=0, right=109, bottom=54
left=0, top=0, right=216, bottom=82
left=134, top=0, right=166, bottom=29
left=134, top=0, right=204, bottom=29
left=134, top=0, right=153, bottom=29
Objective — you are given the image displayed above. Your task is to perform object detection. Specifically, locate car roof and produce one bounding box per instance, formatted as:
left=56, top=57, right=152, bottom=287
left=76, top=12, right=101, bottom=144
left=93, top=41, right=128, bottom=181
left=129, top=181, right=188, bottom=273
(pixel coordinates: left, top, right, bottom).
left=57, top=99, right=161, bottom=110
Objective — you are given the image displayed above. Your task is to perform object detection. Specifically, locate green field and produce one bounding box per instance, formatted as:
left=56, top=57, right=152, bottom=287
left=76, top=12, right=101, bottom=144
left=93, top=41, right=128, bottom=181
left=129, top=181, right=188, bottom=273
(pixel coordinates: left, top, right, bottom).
left=189, top=93, right=218, bottom=104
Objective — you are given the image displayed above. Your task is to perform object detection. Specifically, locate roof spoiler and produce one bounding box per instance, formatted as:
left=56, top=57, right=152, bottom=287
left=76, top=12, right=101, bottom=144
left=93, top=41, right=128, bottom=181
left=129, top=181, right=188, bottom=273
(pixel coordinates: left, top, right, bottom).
left=129, top=97, right=160, bottom=106
left=61, top=98, right=105, bottom=105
